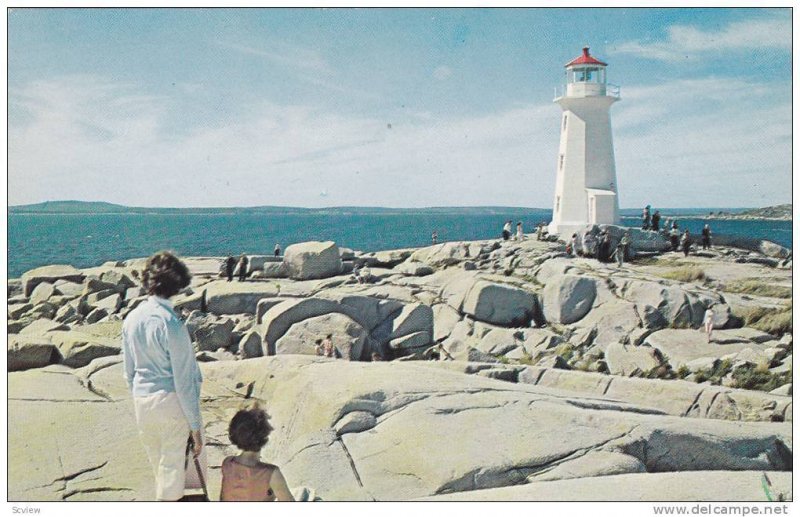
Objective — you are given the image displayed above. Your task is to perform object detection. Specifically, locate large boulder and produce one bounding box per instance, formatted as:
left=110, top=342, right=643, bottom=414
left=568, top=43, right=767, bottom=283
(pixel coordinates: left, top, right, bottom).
left=261, top=298, right=358, bottom=355
left=174, top=281, right=280, bottom=315
left=53, top=279, right=84, bottom=298
left=238, top=331, right=263, bottom=359
left=573, top=300, right=642, bottom=350
left=47, top=330, right=121, bottom=368
left=284, top=241, right=343, bottom=280
left=275, top=313, right=368, bottom=360
left=389, top=303, right=433, bottom=341
left=432, top=304, right=461, bottom=342
left=462, top=281, right=538, bottom=327
left=262, top=261, right=289, bottom=279
left=542, top=275, right=597, bottom=324
left=29, top=282, right=56, bottom=306
left=19, top=318, right=70, bottom=336
left=185, top=312, right=235, bottom=352
left=8, top=335, right=62, bottom=371
left=99, top=270, right=136, bottom=294
left=21, top=265, right=85, bottom=296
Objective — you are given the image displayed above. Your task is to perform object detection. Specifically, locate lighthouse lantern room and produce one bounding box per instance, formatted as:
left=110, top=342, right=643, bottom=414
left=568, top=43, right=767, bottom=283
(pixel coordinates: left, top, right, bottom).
left=548, top=47, right=621, bottom=237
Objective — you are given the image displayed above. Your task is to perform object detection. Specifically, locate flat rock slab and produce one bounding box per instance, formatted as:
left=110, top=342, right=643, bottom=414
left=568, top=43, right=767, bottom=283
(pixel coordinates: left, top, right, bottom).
left=645, top=329, right=778, bottom=368
left=419, top=471, right=793, bottom=501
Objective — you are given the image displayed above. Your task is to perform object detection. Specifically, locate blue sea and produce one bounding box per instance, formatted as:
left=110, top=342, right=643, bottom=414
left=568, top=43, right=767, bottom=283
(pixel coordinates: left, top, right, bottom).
left=7, top=210, right=792, bottom=279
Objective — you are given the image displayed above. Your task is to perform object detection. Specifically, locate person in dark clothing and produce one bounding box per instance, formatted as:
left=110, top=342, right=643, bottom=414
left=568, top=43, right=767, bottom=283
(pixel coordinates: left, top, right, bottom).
left=596, top=232, right=612, bottom=262
left=236, top=254, right=249, bottom=282
left=502, top=220, right=512, bottom=241
left=680, top=230, right=692, bottom=257
left=701, top=224, right=712, bottom=250
left=224, top=256, right=236, bottom=282
left=274, top=243, right=281, bottom=257
left=642, top=205, right=651, bottom=230
left=651, top=211, right=661, bottom=232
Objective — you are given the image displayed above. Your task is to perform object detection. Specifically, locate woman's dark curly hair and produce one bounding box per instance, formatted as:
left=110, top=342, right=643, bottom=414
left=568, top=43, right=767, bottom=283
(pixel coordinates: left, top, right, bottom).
left=229, top=405, right=274, bottom=452
left=141, top=251, right=192, bottom=299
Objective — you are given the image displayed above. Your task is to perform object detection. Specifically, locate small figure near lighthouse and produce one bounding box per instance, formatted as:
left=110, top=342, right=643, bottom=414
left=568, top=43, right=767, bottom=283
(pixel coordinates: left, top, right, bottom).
left=548, top=47, right=621, bottom=237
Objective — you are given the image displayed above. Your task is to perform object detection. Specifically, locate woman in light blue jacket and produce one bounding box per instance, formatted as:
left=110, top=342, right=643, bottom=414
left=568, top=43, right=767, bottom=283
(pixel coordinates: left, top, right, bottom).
left=122, top=251, right=203, bottom=501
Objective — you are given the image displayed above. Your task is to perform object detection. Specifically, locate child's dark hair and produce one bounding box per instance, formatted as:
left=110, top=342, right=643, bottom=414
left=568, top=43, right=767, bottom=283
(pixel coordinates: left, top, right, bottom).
left=229, top=405, right=274, bottom=452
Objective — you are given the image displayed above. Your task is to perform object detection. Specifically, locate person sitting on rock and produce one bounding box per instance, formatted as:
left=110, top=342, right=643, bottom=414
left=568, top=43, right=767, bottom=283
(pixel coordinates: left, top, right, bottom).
left=359, top=266, right=373, bottom=284
left=314, top=339, right=324, bottom=356
left=321, top=334, right=336, bottom=358
left=236, top=254, right=249, bottom=282
left=220, top=404, right=294, bottom=501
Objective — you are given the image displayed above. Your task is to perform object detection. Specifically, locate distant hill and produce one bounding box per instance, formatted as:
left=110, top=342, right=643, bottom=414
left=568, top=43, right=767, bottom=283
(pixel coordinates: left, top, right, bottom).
left=9, top=201, right=545, bottom=216
left=707, top=204, right=792, bottom=221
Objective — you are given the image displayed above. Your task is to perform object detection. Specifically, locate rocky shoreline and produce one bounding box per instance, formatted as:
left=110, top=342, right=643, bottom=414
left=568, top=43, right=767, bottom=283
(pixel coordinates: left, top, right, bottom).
left=7, top=225, right=793, bottom=501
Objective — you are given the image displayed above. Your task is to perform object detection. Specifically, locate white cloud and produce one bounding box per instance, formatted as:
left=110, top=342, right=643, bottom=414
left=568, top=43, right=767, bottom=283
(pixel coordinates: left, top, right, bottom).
left=8, top=74, right=791, bottom=209
left=613, top=13, right=790, bottom=62
left=433, top=65, right=452, bottom=81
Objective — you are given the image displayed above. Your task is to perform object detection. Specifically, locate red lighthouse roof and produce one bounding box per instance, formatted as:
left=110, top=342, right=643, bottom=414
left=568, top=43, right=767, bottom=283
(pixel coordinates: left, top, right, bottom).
left=565, top=47, right=607, bottom=67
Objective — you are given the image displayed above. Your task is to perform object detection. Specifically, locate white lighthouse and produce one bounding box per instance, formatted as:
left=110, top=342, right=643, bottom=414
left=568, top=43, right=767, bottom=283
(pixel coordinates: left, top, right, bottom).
left=548, top=47, right=621, bottom=237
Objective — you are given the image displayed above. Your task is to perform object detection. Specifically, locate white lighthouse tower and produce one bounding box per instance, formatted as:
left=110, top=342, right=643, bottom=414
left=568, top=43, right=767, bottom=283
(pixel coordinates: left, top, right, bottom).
left=548, top=47, right=621, bottom=237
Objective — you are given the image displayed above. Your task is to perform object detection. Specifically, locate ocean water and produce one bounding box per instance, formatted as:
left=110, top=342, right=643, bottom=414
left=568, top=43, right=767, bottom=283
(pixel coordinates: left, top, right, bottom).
left=7, top=211, right=792, bottom=278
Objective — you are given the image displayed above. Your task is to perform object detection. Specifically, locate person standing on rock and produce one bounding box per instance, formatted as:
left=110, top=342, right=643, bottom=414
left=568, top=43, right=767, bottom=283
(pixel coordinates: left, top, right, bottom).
left=537, top=223, right=545, bottom=241
left=274, top=244, right=281, bottom=257
left=431, top=231, right=438, bottom=245
left=642, top=205, right=651, bottom=230
left=224, top=256, right=236, bottom=282
left=703, top=304, right=716, bottom=343
left=516, top=222, right=524, bottom=241
left=615, top=232, right=630, bottom=267
left=502, top=220, right=512, bottom=241
left=236, top=254, right=249, bottom=282
left=680, top=230, right=692, bottom=257
left=652, top=211, right=661, bottom=232
left=122, top=251, right=203, bottom=501
left=701, top=224, right=712, bottom=250
left=569, top=233, right=579, bottom=257
left=669, top=223, right=680, bottom=252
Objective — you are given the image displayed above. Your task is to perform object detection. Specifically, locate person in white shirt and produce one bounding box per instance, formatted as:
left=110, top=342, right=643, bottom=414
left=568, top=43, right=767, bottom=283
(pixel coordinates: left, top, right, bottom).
left=122, top=251, right=202, bottom=501
left=515, top=222, right=524, bottom=241
left=502, top=220, right=512, bottom=241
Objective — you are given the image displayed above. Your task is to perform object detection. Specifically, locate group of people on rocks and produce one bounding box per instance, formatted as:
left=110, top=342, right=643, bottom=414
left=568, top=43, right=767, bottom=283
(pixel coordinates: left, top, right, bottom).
left=222, top=244, right=282, bottom=282
left=223, top=254, right=249, bottom=282
left=122, top=252, right=294, bottom=502
left=501, top=220, right=526, bottom=241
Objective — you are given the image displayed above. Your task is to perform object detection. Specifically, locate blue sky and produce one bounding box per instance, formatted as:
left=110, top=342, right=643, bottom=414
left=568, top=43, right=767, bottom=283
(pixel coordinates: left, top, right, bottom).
left=8, top=7, right=792, bottom=208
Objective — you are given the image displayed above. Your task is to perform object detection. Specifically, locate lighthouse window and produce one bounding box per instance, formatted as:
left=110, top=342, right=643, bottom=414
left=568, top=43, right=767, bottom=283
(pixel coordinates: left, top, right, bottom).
left=559, top=154, right=564, bottom=170
left=563, top=115, right=567, bottom=130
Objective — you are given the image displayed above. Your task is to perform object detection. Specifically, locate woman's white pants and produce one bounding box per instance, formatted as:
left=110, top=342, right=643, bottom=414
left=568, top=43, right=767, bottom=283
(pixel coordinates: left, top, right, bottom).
left=133, top=391, right=190, bottom=501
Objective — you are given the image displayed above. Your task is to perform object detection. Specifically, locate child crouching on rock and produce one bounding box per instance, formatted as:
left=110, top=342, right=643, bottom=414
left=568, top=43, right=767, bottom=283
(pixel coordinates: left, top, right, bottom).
left=220, top=404, right=295, bottom=501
